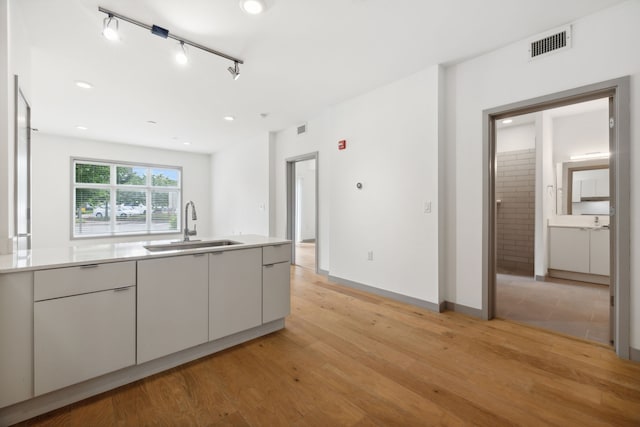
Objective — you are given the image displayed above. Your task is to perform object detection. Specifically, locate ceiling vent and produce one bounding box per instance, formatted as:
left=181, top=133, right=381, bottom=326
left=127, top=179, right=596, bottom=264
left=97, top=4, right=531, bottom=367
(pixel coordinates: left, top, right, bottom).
left=528, top=25, right=571, bottom=60
left=297, top=123, right=307, bottom=135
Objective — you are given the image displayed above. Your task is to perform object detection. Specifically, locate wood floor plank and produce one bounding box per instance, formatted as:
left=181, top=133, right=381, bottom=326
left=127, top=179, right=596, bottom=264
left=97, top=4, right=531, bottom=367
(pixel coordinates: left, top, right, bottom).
left=14, top=266, right=640, bottom=426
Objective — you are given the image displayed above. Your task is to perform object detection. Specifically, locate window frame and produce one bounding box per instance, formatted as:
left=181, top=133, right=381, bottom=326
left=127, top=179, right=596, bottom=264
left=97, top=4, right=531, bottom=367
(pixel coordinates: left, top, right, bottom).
left=71, top=157, right=183, bottom=239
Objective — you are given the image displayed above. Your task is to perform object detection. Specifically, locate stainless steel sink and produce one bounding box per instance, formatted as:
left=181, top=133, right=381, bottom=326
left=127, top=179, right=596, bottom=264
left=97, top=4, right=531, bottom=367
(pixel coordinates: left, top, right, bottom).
left=144, top=240, right=241, bottom=252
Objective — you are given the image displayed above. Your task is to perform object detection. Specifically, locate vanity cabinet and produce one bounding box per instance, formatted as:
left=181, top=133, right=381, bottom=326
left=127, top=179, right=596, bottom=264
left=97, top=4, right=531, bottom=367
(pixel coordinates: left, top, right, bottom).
left=209, top=248, right=262, bottom=341
left=590, top=228, right=610, bottom=276
left=137, top=254, right=209, bottom=364
left=549, top=227, right=609, bottom=277
left=33, top=262, right=136, bottom=395
left=262, top=244, right=291, bottom=323
left=0, top=272, right=34, bottom=407
left=549, top=227, right=590, bottom=273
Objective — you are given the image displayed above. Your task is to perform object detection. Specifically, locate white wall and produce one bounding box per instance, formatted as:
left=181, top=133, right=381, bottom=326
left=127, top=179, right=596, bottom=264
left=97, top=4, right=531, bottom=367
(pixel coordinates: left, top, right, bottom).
left=295, top=159, right=316, bottom=242
left=553, top=109, right=609, bottom=164
left=496, top=124, right=535, bottom=153
left=445, top=0, right=640, bottom=346
left=31, top=133, right=211, bottom=249
left=274, top=65, right=443, bottom=303
left=210, top=134, right=269, bottom=236
left=0, top=0, right=31, bottom=254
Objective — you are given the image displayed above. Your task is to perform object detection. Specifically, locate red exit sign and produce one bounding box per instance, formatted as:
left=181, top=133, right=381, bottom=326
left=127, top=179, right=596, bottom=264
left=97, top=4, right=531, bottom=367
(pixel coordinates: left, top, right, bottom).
left=338, top=140, right=347, bottom=150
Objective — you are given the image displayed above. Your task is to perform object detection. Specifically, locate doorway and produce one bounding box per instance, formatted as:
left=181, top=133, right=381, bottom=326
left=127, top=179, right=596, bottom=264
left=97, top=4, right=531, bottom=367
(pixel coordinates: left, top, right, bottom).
left=483, top=77, right=631, bottom=359
left=494, top=101, right=610, bottom=345
left=286, top=153, right=319, bottom=272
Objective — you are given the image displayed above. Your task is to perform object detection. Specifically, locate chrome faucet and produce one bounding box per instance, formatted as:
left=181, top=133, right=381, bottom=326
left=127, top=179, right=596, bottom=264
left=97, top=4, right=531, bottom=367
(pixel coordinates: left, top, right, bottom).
left=184, top=201, right=198, bottom=241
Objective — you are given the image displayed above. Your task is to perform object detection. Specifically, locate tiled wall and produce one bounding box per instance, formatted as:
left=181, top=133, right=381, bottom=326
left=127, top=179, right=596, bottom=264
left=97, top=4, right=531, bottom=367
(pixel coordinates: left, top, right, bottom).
left=496, top=148, right=535, bottom=276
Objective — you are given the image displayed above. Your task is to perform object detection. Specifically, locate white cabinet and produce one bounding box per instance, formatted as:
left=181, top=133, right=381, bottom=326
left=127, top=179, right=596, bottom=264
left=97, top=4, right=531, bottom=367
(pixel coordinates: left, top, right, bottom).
left=549, top=227, right=610, bottom=276
left=262, top=243, right=291, bottom=324
left=549, top=227, right=590, bottom=273
left=590, top=228, right=610, bottom=276
left=0, top=272, right=34, bottom=407
left=209, top=248, right=262, bottom=341
left=33, top=262, right=136, bottom=396
left=137, top=254, right=209, bottom=364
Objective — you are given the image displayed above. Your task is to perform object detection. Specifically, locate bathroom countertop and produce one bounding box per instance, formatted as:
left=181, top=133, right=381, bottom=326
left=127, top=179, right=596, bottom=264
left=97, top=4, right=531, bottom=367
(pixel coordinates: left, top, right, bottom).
left=0, top=235, right=290, bottom=273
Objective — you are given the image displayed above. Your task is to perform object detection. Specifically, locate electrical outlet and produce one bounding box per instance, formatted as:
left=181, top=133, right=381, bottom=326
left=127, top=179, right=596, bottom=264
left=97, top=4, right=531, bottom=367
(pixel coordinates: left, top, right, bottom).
left=424, top=201, right=432, bottom=214
left=367, top=251, right=374, bottom=261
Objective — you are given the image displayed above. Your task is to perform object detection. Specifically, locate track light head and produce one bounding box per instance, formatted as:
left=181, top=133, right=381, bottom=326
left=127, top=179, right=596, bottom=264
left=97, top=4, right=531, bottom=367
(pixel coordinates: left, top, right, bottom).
left=228, top=62, right=240, bottom=80
left=175, top=42, right=188, bottom=65
left=102, top=15, right=119, bottom=41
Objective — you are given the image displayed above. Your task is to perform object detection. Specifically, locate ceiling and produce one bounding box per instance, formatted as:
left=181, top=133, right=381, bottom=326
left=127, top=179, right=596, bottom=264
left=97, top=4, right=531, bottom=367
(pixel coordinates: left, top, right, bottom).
left=16, top=0, right=624, bottom=154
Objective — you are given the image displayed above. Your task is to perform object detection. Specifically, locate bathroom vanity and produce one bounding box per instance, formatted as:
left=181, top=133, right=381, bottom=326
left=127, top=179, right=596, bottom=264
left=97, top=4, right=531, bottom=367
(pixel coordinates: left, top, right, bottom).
left=548, top=224, right=610, bottom=284
left=0, top=235, right=291, bottom=425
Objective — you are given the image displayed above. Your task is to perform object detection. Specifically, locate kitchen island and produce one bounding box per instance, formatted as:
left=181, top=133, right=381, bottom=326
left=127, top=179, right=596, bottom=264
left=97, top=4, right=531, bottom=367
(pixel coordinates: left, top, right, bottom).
left=0, top=235, right=291, bottom=425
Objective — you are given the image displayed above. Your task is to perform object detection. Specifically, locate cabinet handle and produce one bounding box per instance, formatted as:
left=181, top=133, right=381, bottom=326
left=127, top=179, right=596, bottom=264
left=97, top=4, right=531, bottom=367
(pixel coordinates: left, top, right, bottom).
left=210, top=252, right=223, bottom=255
left=193, top=253, right=206, bottom=257
left=80, top=264, right=99, bottom=269
left=264, top=264, right=274, bottom=268
left=113, top=286, right=131, bottom=292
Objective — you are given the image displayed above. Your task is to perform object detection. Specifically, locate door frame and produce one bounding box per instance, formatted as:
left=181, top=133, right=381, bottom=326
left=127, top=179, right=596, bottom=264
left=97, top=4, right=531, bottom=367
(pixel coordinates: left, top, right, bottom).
left=286, top=152, right=319, bottom=272
left=482, top=77, right=630, bottom=359
left=14, top=75, right=32, bottom=250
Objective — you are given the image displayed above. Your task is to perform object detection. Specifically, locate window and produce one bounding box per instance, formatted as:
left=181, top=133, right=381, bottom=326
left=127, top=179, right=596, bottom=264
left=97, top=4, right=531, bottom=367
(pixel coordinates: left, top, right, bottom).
left=73, top=159, right=181, bottom=238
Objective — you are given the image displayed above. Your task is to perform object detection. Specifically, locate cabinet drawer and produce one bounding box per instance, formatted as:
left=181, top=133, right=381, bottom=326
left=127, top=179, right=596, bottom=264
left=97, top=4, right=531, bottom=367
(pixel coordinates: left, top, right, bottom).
left=263, top=243, right=291, bottom=265
left=34, top=261, right=136, bottom=301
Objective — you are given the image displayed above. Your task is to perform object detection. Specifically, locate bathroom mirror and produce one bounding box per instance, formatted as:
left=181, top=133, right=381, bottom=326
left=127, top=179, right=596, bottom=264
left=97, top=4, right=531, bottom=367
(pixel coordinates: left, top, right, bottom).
left=561, top=160, right=609, bottom=215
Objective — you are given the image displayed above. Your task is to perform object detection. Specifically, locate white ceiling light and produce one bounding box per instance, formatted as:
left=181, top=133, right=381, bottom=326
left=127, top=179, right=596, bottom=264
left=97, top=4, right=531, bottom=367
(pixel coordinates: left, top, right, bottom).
left=102, top=15, right=119, bottom=41
left=502, top=119, right=513, bottom=124
left=227, top=61, right=240, bottom=80
left=239, top=0, right=266, bottom=15
left=76, top=125, right=88, bottom=130
left=175, top=41, right=188, bottom=65
left=224, top=116, right=235, bottom=121
left=75, top=81, right=93, bottom=89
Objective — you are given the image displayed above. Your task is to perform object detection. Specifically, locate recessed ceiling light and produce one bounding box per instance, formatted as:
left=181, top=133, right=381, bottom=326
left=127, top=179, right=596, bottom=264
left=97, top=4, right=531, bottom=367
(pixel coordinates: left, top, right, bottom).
left=502, top=119, right=513, bottom=124
left=224, top=116, right=235, bottom=121
left=183, top=142, right=191, bottom=146
left=76, top=125, right=88, bottom=130
left=239, top=0, right=266, bottom=14
left=75, top=81, right=93, bottom=89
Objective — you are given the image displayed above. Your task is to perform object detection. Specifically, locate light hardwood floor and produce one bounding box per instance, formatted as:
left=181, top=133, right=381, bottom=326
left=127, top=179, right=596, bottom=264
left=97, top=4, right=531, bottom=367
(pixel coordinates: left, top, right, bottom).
left=295, top=242, right=316, bottom=271
left=17, top=266, right=640, bottom=426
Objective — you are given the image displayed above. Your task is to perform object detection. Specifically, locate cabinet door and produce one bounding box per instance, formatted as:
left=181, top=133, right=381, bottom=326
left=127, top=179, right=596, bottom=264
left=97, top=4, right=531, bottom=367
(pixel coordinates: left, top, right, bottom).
left=0, top=272, right=33, bottom=407
left=34, top=286, right=135, bottom=395
left=263, top=262, right=291, bottom=323
left=137, top=255, right=209, bottom=364
left=549, top=227, right=590, bottom=273
left=209, top=248, right=262, bottom=341
left=590, top=229, right=610, bottom=276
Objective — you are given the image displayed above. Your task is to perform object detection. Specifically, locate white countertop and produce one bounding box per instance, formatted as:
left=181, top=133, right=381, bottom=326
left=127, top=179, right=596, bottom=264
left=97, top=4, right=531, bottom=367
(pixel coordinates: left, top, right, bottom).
left=0, top=235, right=290, bottom=273
left=548, top=224, right=609, bottom=229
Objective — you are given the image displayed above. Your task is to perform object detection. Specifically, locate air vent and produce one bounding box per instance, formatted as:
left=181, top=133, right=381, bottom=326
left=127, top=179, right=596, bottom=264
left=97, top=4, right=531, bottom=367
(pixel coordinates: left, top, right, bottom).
left=297, top=123, right=307, bottom=135
left=528, top=25, right=571, bottom=60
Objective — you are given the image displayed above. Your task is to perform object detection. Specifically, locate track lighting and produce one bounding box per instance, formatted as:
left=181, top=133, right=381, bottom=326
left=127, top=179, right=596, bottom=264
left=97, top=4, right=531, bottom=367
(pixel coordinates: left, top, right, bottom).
left=102, top=14, right=119, bottom=41
left=175, top=41, right=188, bottom=65
left=228, top=62, right=240, bottom=80
left=98, top=7, right=244, bottom=75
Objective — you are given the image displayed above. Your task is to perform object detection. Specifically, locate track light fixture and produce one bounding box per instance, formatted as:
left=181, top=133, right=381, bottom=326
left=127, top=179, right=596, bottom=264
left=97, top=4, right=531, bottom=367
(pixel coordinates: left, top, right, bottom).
left=102, top=14, right=119, bottom=41
left=228, top=62, right=240, bottom=80
left=98, top=7, right=243, bottom=76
